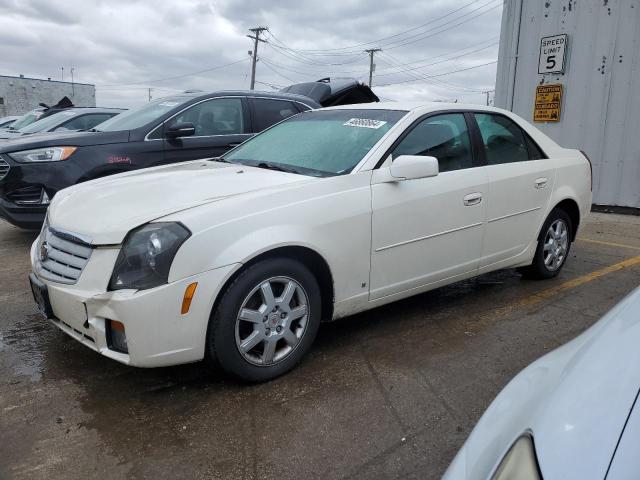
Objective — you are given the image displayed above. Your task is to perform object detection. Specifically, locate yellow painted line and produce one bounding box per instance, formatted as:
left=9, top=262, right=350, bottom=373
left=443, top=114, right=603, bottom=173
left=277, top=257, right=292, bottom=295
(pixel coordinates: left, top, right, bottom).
left=479, top=255, right=640, bottom=323
left=576, top=237, right=640, bottom=251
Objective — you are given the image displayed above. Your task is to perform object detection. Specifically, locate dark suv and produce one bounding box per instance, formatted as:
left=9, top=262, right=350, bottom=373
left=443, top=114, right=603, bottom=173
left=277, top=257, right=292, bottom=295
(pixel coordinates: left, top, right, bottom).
left=0, top=91, right=315, bottom=229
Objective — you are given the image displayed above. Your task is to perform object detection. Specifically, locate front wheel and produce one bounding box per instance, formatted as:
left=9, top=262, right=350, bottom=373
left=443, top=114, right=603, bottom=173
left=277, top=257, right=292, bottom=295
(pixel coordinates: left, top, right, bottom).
left=206, top=258, right=322, bottom=382
left=519, top=208, right=572, bottom=279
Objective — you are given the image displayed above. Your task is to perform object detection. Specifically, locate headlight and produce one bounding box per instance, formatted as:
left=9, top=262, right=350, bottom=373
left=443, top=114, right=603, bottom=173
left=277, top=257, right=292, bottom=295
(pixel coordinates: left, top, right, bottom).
left=492, top=435, right=541, bottom=480
left=109, top=222, right=190, bottom=291
left=9, top=146, right=77, bottom=163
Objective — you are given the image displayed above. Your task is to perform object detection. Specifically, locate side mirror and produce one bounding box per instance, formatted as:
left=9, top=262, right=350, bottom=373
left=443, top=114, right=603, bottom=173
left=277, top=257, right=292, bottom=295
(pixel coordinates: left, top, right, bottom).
left=389, top=155, right=439, bottom=181
left=166, top=122, right=196, bottom=139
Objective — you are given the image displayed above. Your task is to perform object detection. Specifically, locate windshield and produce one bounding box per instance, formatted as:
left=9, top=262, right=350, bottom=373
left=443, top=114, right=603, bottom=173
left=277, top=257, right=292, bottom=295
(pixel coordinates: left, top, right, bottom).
left=0, top=118, right=17, bottom=128
left=224, top=109, right=406, bottom=177
left=18, top=111, right=79, bottom=133
left=10, top=110, right=44, bottom=130
left=94, top=96, right=188, bottom=132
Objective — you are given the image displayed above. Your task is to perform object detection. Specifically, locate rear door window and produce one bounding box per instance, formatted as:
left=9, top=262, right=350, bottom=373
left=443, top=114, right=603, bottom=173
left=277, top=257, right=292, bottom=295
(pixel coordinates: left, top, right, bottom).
left=474, top=113, right=531, bottom=164
left=391, top=113, right=473, bottom=173
left=251, top=98, right=300, bottom=132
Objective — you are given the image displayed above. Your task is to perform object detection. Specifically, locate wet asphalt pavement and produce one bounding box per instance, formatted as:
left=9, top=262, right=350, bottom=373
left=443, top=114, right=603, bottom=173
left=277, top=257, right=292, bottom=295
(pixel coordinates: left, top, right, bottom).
left=1, top=213, right=639, bottom=480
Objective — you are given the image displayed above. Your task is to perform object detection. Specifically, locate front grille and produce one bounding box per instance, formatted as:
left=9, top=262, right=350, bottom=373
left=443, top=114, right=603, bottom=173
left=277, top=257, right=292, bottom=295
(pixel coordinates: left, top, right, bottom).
left=7, top=185, right=42, bottom=204
left=0, top=159, right=8, bottom=181
left=35, top=227, right=93, bottom=285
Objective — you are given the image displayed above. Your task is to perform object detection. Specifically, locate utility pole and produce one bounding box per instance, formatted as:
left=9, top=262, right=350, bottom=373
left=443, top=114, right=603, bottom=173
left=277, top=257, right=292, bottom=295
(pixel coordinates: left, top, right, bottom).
left=71, top=67, right=75, bottom=97
left=483, top=90, right=495, bottom=106
left=148, top=88, right=153, bottom=102
left=365, top=48, right=382, bottom=87
left=247, top=26, right=268, bottom=90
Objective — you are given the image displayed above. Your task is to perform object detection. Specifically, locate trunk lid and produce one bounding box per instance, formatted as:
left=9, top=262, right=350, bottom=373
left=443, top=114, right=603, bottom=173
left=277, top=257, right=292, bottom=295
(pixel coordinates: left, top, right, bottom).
left=281, top=78, right=379, bottom=107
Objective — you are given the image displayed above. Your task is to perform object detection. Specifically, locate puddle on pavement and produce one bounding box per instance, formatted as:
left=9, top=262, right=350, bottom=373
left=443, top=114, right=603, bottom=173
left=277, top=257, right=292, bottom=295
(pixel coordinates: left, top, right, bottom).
left=0, top=313, right=52, bottom=382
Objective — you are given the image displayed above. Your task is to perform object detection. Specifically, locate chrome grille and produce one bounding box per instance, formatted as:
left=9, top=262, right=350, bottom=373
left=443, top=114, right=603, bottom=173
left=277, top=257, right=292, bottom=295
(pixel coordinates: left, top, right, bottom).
left=0, top=158, right=8, bottom=181
left=35, top=227, right=93, bottom=285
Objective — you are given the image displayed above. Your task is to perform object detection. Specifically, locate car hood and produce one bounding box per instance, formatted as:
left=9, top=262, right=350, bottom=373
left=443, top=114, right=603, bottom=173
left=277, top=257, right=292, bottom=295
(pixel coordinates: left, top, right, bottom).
left=48, top=160, right=315, bottom=245
left=444, top=286, right=640, bottom=480
left=0, top=131, right=23, bottom=140
left=0, top=130, right=129, bottom=152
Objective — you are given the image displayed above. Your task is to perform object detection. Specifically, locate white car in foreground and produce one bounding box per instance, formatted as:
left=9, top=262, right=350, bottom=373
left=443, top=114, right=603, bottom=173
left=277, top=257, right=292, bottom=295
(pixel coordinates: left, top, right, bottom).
left=444, top=286, right=640, bottom=480
left=29, top=103, right=592, bottom=381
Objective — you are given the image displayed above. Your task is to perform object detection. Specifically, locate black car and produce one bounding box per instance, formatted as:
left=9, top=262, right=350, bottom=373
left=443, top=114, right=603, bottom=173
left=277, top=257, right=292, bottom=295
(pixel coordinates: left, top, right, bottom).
left=0, top=108, right=124, bottom=141
left=0, top=81, right=377, bottom=229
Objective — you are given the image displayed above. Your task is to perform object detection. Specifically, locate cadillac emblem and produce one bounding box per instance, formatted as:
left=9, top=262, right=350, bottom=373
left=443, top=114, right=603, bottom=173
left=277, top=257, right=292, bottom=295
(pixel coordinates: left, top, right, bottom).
left=39, top=242, right=49, bottom=262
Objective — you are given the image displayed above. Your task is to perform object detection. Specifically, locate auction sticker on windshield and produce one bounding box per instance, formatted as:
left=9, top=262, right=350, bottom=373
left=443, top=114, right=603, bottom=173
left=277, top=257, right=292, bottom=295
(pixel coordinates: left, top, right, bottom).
left=343, top=118, right=387, bottom=129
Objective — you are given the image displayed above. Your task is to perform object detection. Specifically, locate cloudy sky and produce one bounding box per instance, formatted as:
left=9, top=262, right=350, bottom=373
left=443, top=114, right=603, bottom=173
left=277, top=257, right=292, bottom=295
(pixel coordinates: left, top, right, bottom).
left=0, top=0, right=503, bottom=109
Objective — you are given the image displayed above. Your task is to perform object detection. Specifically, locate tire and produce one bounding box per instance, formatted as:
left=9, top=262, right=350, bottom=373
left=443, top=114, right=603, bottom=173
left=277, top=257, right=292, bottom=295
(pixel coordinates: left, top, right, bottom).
left=206, top=257, right=322, bottom=382
left=519, top=208, right=573, bottom=280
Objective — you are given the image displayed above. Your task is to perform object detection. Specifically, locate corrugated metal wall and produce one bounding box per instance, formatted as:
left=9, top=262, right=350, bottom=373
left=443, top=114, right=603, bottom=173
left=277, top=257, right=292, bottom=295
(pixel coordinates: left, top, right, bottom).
left=495, top=0, right=640, bottom=208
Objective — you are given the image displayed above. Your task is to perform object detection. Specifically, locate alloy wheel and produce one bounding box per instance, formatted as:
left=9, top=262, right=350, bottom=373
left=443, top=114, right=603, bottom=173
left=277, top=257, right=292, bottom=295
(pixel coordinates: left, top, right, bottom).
left=543, top=219, right=569, bottom=271
left=234, top=276, right=309, bottom=366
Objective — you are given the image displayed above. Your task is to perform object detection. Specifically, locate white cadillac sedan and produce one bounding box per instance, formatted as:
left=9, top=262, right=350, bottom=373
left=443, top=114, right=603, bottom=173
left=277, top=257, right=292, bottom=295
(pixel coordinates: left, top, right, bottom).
left=29, top=103, right=592, bottom=381
left=444, top=286, right=640, bottom=480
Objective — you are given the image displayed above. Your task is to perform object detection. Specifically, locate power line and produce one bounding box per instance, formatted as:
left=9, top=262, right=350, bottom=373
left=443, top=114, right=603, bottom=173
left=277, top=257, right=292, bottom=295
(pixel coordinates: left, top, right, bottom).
left=376, top=53, right=474, bottom=94
left=269, top=0, right=492, bottom=53
left=375, top=60, right=498, bottom=87
left=266, top=0, right=500, bottom=56
left=266, top=35, right=367, bottom=66
left=254, top=80, right=285, bottom=90
left=260, top=58, right=298, bottom=84
left=98, top=58, right=249, bottom=87
left=260, top=56, right=368, bottom=79
left=374, top=41, right=499, bottom=79
left=259, top=36, right=497, bottom=80
left=383, top=1, right=502, bottom=51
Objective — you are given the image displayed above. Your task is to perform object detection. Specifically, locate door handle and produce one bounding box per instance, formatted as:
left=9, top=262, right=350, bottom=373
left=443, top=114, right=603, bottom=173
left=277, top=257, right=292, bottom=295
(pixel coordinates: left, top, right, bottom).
left=463, top=192, right=483, bottom=206
left=228, top=142, right=241, bottom=147
left=535, top=177, right=548, bottom=189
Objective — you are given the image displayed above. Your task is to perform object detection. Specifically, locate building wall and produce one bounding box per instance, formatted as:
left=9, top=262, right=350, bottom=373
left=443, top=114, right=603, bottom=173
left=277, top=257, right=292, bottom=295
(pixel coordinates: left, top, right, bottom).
left=496, top=0, right=640, bottom=208
left=0, top=76, right=96, bottom=117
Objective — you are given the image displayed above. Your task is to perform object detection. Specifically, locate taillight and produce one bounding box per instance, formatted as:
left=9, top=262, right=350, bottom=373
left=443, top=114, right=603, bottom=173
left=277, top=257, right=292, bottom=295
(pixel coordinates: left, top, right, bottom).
left=580, top=150, right=593, bottom=191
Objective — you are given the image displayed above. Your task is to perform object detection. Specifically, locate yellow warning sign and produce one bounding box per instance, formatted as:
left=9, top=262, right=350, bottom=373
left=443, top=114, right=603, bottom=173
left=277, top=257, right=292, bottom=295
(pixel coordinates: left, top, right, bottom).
left=534, top=84, right=563, bottom=122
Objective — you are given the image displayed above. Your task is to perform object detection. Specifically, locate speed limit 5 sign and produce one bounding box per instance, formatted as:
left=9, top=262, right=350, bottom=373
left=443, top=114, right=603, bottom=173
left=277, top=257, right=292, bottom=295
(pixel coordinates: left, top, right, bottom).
left=539, top=34, right=567, bottom=74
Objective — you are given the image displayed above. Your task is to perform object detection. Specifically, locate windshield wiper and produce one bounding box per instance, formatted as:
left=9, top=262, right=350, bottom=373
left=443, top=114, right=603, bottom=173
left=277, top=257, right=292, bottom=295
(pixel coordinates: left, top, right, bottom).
left=255, top=162, right=301, bottom=175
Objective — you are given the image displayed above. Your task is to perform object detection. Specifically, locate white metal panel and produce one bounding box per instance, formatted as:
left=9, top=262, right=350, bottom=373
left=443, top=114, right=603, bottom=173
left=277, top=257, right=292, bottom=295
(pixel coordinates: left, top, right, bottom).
left=496, top=0, right=640, bottom=208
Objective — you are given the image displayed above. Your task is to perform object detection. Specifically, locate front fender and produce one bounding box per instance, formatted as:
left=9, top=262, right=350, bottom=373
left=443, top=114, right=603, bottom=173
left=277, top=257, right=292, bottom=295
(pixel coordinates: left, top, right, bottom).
left=170, top=224, right=333, bottom=281
left=165, top=173, right=373, bottom=304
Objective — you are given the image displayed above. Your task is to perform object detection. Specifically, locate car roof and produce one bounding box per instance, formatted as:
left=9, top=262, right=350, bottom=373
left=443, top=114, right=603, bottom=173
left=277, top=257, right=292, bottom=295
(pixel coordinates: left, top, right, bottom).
left=57, top=107, right=126, bottom=114
left=321, top=101, right=512, bottom=115
left=184, top=90, right=322, bottom=107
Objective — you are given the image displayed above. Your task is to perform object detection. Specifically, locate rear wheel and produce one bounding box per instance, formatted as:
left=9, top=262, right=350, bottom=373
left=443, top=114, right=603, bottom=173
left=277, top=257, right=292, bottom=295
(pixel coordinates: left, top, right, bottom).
left=519, top=208, right=572, bottom=279
left=206, top=258, right=321, bottom=382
